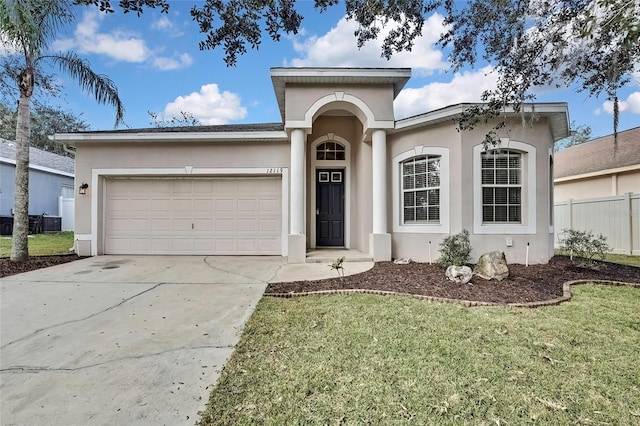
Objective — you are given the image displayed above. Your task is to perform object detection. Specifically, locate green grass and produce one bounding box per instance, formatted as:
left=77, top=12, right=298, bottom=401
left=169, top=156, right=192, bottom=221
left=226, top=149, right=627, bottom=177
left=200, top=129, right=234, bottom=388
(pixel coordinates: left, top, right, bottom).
left=199, top=286, right=640, bottom=425
left=555, top=250, right=639, bottom=268
left=0, top=232, right=74, bottom=257
left=602, top=253, right=640, bottom=267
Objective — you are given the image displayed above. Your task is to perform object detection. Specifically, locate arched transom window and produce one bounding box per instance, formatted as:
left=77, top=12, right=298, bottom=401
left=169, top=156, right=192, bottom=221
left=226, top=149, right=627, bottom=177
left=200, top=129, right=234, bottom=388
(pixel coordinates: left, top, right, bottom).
left=316, top=141, right=345, bottom=161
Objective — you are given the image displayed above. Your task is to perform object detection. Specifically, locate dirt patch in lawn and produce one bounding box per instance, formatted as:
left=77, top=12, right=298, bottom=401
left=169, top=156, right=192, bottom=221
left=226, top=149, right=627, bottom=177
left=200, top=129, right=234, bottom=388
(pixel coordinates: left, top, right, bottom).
left=0, top=254, right=84, bottom=278
left=266, top=256, right=640, bottom=305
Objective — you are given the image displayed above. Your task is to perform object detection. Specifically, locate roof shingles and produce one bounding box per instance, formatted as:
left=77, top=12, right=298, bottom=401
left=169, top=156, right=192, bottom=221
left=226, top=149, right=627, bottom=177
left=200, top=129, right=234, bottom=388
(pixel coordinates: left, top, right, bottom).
left=0, top=139, right=74, bottom=175
left=554, top=126, right=640, bottom=179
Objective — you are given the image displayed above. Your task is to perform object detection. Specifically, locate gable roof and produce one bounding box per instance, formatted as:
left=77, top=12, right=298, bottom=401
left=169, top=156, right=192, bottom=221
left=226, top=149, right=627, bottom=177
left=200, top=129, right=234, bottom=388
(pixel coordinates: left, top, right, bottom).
left=0, top=138, right=75, bottom=175
left=554, top=126, right=640, bottom=179
left=270, top=67, right=412, bottom=121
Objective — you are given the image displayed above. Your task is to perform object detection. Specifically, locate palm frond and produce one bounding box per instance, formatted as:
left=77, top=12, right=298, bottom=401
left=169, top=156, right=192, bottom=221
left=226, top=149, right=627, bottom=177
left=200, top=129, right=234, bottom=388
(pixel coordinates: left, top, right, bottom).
left=46, top=52, right=125, bottom=127
left=1, top=0, right=73, bottom=61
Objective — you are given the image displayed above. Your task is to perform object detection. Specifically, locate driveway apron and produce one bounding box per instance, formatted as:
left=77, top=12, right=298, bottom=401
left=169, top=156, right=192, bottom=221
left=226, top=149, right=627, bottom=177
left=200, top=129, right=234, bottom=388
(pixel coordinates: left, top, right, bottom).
left=1, top=255, right=284, bottom=426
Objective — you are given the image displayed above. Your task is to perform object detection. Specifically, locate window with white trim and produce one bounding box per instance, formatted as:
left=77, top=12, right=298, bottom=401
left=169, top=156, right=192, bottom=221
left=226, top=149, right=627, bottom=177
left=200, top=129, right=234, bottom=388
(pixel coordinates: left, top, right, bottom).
left=402, top=155, right=440, bottom=223
left=316, top=141, right=345, bottom=160
left=481, top=150, right=521, bottom=223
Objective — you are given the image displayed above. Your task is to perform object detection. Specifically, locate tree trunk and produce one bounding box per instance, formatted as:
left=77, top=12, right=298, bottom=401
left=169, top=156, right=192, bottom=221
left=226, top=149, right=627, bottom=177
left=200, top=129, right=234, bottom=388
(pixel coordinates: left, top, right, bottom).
left=10, top=70, right=33, bottom=262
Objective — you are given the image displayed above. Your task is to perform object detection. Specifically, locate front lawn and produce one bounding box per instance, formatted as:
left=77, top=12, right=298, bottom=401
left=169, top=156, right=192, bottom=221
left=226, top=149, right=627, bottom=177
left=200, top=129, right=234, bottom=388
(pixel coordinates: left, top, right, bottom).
left=0, top=232, right=74, bottom=257
left=199, top=286, right=640, bottom=425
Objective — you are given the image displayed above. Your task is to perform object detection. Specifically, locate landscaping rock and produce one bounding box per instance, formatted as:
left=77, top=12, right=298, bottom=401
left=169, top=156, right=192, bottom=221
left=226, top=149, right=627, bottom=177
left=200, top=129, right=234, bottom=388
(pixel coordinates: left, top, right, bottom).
left=474, top=251, right=509, bottom=281
left=445, top=265, right=473, bottom=284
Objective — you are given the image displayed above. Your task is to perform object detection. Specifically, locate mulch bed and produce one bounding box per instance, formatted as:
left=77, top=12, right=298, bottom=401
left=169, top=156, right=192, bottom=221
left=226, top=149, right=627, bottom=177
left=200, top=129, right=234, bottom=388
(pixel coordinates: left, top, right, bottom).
left=3, top=255, right=639, bottom=306
left=266, top=256, right=640, bottom=306
left=0, top=254, right=84, bottom=278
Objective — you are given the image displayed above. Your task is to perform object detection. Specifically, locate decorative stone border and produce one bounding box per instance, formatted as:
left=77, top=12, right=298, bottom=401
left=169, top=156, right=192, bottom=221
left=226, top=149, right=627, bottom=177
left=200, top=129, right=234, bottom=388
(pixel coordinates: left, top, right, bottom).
left=265, top=280, right=640, bottom=308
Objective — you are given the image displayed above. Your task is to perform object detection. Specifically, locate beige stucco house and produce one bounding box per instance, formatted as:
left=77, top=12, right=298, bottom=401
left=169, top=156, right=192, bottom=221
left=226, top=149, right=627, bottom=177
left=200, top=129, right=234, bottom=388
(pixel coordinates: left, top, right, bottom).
left=53, top=68, right=570, bottom=264
left=554, top=126, right=640, bottom=202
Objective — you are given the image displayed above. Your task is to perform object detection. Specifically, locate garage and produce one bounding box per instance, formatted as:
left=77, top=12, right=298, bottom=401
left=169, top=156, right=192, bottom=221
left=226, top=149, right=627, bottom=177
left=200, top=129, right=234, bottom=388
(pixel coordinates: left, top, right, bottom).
left=104, top=177, right=282, bottom=255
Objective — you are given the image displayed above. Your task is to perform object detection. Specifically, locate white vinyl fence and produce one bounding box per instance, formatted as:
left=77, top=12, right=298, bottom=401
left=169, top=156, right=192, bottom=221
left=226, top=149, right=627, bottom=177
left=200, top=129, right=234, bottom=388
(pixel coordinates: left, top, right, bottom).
left=58, top=196, right=75, bottom=231
left=554, top=193, right=640, bottom=255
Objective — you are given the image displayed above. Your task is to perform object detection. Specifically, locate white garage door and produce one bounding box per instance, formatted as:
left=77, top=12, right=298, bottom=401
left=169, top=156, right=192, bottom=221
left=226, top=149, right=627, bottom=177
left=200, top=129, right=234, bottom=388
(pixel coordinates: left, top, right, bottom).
left=105, top=177, right=282, bottom=255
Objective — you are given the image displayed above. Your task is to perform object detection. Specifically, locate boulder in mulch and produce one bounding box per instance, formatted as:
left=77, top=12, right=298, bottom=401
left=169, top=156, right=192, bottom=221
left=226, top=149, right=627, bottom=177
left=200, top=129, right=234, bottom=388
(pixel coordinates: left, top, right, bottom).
left=474, top=251, right=509, bottom=281
left=446, top=265, right=473, bottom=284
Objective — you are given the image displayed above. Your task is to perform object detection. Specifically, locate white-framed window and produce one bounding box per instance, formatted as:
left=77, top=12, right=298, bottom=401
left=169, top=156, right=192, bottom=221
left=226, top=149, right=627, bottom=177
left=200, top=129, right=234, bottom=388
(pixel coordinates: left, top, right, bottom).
left=316, top=141, right=345, bottom=160
left=473, top=141, right=536, bottom=234
left=392, top=146, right=450, bottom=233
left=402, top=155, right=441, bottom=223
left=481, top=150, right=521, bottom=223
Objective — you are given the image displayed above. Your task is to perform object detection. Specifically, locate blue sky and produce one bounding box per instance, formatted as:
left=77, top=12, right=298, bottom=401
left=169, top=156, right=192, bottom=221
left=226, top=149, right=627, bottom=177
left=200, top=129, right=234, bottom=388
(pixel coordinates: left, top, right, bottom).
left=21, top=3, right=640, bottom=137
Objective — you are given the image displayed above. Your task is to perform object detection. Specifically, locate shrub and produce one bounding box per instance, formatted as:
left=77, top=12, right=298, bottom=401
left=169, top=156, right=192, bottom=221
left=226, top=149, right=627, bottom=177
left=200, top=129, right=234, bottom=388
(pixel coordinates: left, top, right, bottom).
left=330, top=256, right=345, bottom=278
left=559, top=229, right=611, bottom=267
left=438, top=229, right=472, bottom=268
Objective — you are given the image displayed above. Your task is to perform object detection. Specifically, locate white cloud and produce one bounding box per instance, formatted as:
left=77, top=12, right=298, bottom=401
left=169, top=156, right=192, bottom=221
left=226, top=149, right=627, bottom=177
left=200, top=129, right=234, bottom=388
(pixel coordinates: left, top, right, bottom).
left=54, top=11, right=150, bottom=62
left=53, top=11, right=191, bottom=71
left=163, top=84, right=247, bottom=125
left=151, top=16, right=184, bottom=37
left=0, top=34, right=20, bottom=56
left=602, top=91, right=640, bottom=114
left=394, top=66, right=499, bottom=118
left=153, top=53, right=193, bottom=71
left=286, top=13, right=448, bottom=75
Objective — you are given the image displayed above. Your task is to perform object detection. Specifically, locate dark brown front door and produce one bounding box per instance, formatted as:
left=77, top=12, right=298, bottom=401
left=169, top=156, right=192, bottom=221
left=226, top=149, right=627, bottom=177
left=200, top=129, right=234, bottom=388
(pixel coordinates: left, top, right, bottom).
left=316, top=169, right=344, bottom=246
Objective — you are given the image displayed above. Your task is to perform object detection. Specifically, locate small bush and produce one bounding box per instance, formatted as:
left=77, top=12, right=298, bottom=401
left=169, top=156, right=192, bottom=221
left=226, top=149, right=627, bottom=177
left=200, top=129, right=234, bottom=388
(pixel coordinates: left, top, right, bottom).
left=559, top=229, right=610, bottom=267
left=438, top=229, right=472, bottom=268
left=330, top=256, right=345, bottom=278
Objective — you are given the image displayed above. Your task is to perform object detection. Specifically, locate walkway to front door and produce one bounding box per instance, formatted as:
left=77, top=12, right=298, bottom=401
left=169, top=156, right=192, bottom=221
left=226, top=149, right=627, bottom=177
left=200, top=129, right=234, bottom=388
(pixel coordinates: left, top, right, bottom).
left=316, top=169, right=344, bottom=246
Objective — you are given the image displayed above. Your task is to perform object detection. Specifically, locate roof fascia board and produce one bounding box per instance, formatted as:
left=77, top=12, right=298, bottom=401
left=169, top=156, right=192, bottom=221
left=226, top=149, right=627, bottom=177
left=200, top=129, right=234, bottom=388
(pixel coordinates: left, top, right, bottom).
left=52, top=130, right=289, bottom=144
left=392, top=102, right=570, bottom=136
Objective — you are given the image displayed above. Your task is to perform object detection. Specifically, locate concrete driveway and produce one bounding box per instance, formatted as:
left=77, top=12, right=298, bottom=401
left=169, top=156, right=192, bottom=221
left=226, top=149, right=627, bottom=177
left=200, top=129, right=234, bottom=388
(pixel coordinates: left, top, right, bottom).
left=0, top=255, right=286, bottom=426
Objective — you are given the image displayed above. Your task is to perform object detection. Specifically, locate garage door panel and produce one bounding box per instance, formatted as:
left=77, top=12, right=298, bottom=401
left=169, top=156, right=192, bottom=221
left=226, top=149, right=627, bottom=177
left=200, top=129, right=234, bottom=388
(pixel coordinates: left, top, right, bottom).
left=172, top=181, right=192, bottom=193
left=259, top=218, right=279, bottom=232
left=151, top=238, right=170, bottom=252
left=215, top=199, right=236, bottom=212
left=129, top=219, right=150, bottom=232
left=105, top=177, right=282, bottom=255
left=194, top=218, right=215, bottom=231
left=237, top=199, right=256, bottom=211
left=259, top=199, right=280, bottom=213
left=172, top=219, right=192, bottom=232
left=193, top=199, right=213, bottom=212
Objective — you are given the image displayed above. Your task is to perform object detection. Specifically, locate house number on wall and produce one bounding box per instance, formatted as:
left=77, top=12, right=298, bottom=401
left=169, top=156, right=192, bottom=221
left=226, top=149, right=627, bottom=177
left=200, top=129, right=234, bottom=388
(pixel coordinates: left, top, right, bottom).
left=266, top=168, right=283, bottom=174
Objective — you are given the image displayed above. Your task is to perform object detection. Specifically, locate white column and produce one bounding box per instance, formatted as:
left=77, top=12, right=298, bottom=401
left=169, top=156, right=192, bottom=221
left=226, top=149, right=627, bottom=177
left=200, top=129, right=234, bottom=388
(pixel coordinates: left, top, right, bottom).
left=290, top=128, right=305, bottom=235
left=372, top=129, right=387, bottom=234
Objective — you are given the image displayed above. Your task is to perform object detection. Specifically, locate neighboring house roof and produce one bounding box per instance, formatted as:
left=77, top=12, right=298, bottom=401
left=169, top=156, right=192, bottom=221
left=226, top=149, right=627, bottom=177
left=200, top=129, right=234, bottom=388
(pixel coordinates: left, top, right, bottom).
left=0, top=138, right=75, bottom=176
left=554, top=126, right=640, bottom=180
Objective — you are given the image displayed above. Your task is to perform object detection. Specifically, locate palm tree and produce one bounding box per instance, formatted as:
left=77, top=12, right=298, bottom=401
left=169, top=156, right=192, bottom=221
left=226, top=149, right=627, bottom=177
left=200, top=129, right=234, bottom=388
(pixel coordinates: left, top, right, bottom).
left=1, top=0, right=124, bottom=261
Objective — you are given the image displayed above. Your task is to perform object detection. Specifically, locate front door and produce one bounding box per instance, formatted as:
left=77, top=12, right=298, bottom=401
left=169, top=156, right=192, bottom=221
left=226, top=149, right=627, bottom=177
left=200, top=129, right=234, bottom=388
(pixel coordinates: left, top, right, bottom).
left=316, top=169, right=344, bottom=246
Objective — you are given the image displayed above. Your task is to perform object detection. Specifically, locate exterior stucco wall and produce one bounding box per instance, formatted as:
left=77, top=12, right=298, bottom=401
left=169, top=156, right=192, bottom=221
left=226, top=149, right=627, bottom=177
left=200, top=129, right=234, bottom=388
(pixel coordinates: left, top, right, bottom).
left=74, top=140, right=289, bottom=254
left=618, top=170, right=640, bottom=194
left=285, top=85, right=395, bottom=123
left=0, top=163, right=72, bottom=216
left=555, top=176, right=611, bottom=202
left=387, top=118, right=555, bottom=264
left=388, top=123, right=461, bottom=261
left=555, top=169, right=640, bottom=202
left=461, top=119, right=554, bottom=263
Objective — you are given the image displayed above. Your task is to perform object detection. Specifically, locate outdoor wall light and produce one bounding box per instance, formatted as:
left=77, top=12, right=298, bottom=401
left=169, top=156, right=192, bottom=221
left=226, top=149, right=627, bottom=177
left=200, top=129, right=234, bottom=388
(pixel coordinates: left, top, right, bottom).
left=79, top=183, right=89, bottom=195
